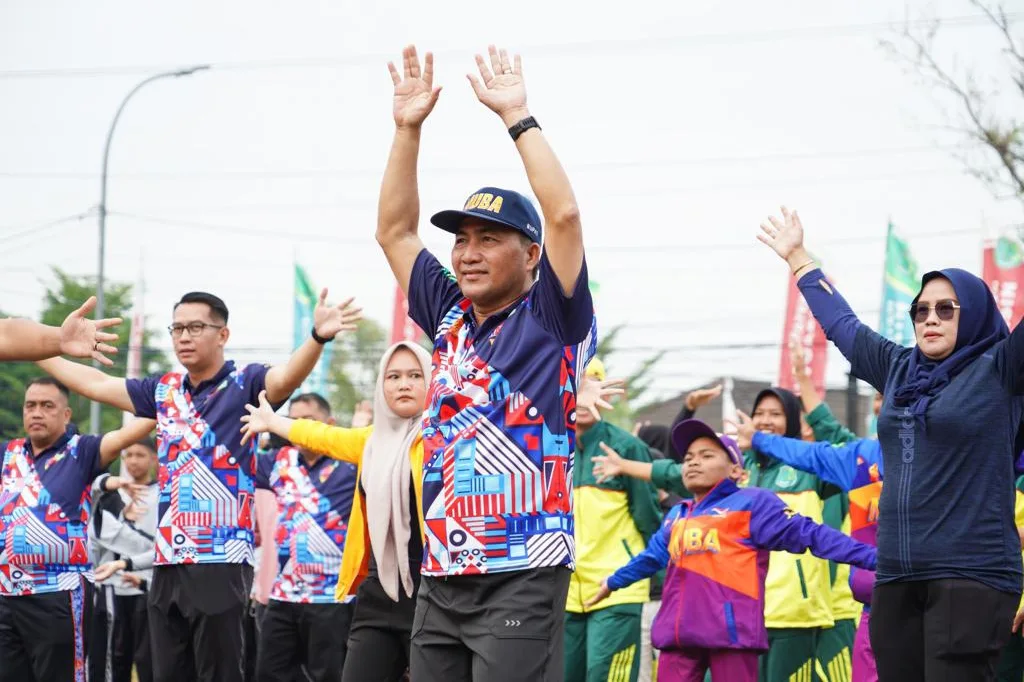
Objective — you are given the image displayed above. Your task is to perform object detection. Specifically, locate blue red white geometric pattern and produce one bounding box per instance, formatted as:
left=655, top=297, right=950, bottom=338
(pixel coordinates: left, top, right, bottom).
left=0, top=434, right=101, bottom=596
left=408, top=249, right=596, bottom=577
left=256, top=446, right=356, bottom=604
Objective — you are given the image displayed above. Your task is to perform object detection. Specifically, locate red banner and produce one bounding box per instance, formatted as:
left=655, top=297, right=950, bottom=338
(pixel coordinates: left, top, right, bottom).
left=777, top=272, right=828, bottom=398
left=390, top=285, right=425, bottom=345
left=982, top=239, right=1024, bottom=329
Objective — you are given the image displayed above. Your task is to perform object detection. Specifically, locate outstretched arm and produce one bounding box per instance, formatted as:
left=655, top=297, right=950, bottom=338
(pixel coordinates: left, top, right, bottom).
left=35, top=357, right=133, bottom=413
left=241, top=391, right=369, bottom=465
left=467, top=45, right=583, bottom=295
left=586, top=514, right=675, bottom=609
left=99, top=418, right=157, bottom=468
left=0, top=297, right=121, bottom=365
left=376, top=45, right=441, bottom=295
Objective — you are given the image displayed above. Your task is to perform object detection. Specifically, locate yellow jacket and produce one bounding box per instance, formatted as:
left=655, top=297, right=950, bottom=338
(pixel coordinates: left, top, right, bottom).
left=288, top=420, right=427, bottom=602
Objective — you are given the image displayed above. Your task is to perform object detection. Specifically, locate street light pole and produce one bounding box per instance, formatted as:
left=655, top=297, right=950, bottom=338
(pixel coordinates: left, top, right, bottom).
left=90, top=65, right=209, bottom=434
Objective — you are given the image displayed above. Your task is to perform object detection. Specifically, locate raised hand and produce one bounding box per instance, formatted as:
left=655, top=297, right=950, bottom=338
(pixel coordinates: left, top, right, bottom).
left=584, top=579, right=613, bottom=609
left=60, top=296, right=121, bottom=366
left=724, top=410, right=756, bottom=451
left=241, top=391, right=281, bottom=446
left=388, top=45, right=442, bottom=129
left=351, top=400, right=374, bottom=428
left=685, top=384, right=723, bottom=412
left=467, top=45, right=528, bottom=124
left=578, top=376, right=626, bottom=422
left=758, top=206, right=809, bottom=266
left=123, top=500, right=147, bottom=522
left=313, top=290, right=362, bottom=342
left=592, top=442, right=625, bottom=483
left=790, top=341, right=808, bottom=380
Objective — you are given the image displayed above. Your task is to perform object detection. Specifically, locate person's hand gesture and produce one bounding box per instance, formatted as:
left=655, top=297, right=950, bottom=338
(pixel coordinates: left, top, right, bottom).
left=467, top=45, right=528, bottom=125
left=758, top=206, right=809, bottom=267
left=241, top=391, right=280, bottom=446
left=351, top=400, right=374, bottom=428
left=685, top=384, right=723, bottom=412
left=578, top=377, right=626, bottom=421
left=121, top=573, right=143, bottom=589
left=388, top=45, right=442, bottom=130
left=123, top=500, right=147, bottom=522
left=790, top=341, right=808, bottom=380
left=724, top=411, right=756, bottom=451
left=93, top=560, right=125, bottom=582
left=313, top=290, right=362, bottom=342
left=59, top=297, right=121, bottom=366
left=584, top=579, right=612, bottom=609
left=592, top=442, right=625, bottom=484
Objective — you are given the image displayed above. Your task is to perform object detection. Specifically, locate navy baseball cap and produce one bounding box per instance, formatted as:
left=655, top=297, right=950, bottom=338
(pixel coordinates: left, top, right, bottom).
left=430, top=187, right=542, bottom=244
left=671, top=419, right=743, bottom=465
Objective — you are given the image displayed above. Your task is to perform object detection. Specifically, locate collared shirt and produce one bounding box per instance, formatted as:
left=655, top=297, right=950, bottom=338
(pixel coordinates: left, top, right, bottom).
left=256, top=446, right=357, bottom=604
left=0, top=430, right=102, bottom=595
left=407, top=249, right=595, bottom=576
left=127, top=361, right=272, bottom=566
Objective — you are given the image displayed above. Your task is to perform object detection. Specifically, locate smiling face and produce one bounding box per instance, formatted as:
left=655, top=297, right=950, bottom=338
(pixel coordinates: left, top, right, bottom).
left=682, top=436, right=742, bottom=496
left=23, top=382, right=71, bottom=451
left=383, top=348, right=427, bottom=419
left=913, top=277, right=960, bottom=361
left=752, top=395, right=788, bottom=436
left=451, top=220, right=540, bottom=310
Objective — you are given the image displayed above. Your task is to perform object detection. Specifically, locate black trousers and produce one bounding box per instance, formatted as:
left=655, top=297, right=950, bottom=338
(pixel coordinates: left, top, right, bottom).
left=255, top=599, right=353, bottom=682
left=870, top=578, right=1020, bottom=682
left=0, top=587, right=88, bottom=682
left=148, top=564, right=252, bottom=682
left=341, top=574, right=418, bottom=682
left=113, top=593, right=152, bottom=682
left=409, top=566, right=571, bottom=682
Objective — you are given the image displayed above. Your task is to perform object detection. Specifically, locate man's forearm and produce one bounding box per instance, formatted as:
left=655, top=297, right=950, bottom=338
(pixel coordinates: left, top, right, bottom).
left=0, top=319, right=62, bottom=361
left=36, top=357, right=132, bottom=412
left=376, top=127, right=423, bottom=245
left=501, top=108, right=579, bottom=230
left=265, top=338, right=323, bottom=403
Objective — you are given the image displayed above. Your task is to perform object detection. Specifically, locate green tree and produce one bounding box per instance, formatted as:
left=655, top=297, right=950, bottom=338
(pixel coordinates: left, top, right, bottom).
left=328, top=317, right=389, bottom=424
left=0, top=336, right=38, bottom=439
left=593, top=324, right=666, bottom=429
left=36, top=268, right=171, bottom=434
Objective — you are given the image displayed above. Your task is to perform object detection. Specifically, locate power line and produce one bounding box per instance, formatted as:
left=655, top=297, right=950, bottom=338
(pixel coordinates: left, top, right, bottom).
left=0, top=13, right=1017, bottom=79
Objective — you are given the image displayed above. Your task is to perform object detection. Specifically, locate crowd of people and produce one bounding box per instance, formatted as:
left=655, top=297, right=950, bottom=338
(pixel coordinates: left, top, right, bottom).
left=0, top=41, right=1023, bottom=682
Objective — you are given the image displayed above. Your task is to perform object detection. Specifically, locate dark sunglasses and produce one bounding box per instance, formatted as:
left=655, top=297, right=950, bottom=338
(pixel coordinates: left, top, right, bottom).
left=909, top=299, right=961, bottom=323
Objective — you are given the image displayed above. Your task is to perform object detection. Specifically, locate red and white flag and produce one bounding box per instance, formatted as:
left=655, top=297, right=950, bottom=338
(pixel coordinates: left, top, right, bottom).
left=390, top=285, right=424, bottom=345
left=982, top=235, right=1024, bottom=329
left=777, top=271, right=828, bottom=398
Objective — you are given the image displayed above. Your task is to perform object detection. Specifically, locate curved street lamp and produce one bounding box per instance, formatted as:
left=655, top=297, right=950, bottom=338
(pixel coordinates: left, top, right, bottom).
left=90, top=65, right=209, bottom=433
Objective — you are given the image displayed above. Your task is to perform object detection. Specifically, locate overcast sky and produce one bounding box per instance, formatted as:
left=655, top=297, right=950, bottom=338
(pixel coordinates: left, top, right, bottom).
left=3, top=0, right=1023, bottom=404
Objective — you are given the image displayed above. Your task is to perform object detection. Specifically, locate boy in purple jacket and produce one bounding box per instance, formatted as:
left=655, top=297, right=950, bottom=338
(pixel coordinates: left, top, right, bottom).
left=587, top=420, right=877, bottom=682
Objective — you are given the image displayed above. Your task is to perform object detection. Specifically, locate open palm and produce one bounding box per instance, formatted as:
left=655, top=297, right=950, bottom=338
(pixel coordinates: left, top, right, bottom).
left=389, top=45, right=441, bottom=128
left=60, top=296, right=121, bottom=366
left=758, top=206, right=805, bottom=261
left=467, top=45, right=527, bottom=119
left=313, top=289, right=362, bottom=341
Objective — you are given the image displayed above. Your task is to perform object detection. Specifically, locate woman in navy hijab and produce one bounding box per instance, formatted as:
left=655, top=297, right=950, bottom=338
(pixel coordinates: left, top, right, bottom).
left=759, top=207, right=1023, bottom=682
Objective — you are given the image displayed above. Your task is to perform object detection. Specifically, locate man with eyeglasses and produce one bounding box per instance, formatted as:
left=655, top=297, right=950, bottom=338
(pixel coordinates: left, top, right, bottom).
left=36, top=290, right=362, bottom=682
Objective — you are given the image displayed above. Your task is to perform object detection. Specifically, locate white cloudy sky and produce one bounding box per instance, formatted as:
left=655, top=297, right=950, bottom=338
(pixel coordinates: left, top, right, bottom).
left=2, top=0, right=1022, bottom=402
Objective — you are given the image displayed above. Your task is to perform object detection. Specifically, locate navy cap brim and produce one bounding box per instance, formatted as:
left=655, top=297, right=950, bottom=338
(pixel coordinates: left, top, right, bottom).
left=430, top=209, right=538, bottom=241
left=671, top=420, right=742, bottom=465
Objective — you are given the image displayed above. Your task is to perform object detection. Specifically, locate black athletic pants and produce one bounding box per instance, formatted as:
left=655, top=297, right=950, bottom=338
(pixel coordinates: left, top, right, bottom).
left=409, top=566, right=571, bottom=682
left=0, top=586, right=89, bottom=682
left=113, top=593, right=152, bottom=682
left=256, top=599, right=353, bottom=682
left=870, top=578, right=1020, bottom=682
left=341, top=573, right=418, bottom=682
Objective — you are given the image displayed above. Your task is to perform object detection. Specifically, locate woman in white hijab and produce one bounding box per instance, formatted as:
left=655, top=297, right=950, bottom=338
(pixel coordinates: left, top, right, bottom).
left=242, top=341, right=432, bottom=682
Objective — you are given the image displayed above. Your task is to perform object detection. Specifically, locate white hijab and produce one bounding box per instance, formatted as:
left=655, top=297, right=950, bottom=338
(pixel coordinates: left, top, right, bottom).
left=360, top=341, right=432, bottom=601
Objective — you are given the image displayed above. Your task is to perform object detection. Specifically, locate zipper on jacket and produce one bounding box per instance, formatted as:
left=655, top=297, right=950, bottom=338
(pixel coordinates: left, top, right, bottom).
left=795, top=559, right=809, bottom=599
left=621, top=539, right=634, bottom=559
left=674, top=507, right=691, bottom=646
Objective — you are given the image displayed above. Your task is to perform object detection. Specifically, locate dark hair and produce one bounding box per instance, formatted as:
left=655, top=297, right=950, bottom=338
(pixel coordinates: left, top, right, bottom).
left=27, top=376, right=70, bottom=401
left=175, top=292, right=229, bottom=324
left=517, top=233, right=540, bottom=281
left=132, top=436, right=158, bottom=453
left=290, top=392, right=332, bottom=417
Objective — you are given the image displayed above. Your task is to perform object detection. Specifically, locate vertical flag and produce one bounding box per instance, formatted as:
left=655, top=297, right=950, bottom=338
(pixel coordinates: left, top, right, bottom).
left=390, top=285, right=424, bottom=344
left=982, top=232, right=1024, bottom=329
left=777, top=262, right=829, bottom=398
left=878, top=222, right=919, bottom=347
left=294, top=264, right=333, bottom=397
left=123, top=261, right=146, bottom=426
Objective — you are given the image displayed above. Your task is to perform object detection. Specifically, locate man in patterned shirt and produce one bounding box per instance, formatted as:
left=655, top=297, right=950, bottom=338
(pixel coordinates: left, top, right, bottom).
left=0, top=377, right=154, bottom=682
left=36, top=290, right=361, bottom=682
left=253, top=392, right=357, bottom=682
left=376, top=44, right=594, bottom=682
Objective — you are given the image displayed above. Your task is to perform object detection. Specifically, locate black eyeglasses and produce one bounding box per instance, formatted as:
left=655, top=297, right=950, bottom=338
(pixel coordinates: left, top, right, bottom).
left=909, top=299, right=961, bottom=324
left=168, top=322, right=224, bottom=338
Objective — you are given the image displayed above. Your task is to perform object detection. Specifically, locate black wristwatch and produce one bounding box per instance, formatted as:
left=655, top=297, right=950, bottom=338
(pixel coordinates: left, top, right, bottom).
left=123, top=557, right=134, bottom=572
left=508, top=116, right=541, bottom=141
left=311, top=326, right=332, bottom=345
